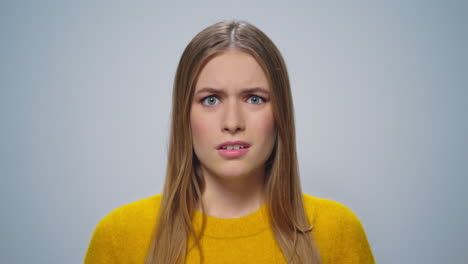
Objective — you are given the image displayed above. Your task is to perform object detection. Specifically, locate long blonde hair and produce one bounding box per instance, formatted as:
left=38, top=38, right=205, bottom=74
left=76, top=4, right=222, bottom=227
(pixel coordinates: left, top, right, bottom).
left=145, top=20, right=321, bottom=264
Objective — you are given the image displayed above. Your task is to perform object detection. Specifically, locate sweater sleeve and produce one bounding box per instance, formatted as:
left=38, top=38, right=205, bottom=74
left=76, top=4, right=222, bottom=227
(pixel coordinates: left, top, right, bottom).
left=332, top=202, right=375, bottom=263
left=84, top=212, right=118, bottom=264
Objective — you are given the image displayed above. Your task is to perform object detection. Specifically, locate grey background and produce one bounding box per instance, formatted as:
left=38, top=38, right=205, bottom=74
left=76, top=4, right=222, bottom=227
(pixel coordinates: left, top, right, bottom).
left=1, top=1, right=467, bottom=263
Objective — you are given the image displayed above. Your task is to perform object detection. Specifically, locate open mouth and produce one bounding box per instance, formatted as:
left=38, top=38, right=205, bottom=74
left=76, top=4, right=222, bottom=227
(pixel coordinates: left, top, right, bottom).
left=219, top=145, right=249, bottom=150
left=216, top=141, right=251, bottom=158
left=216, top=141, right=251, bottom=150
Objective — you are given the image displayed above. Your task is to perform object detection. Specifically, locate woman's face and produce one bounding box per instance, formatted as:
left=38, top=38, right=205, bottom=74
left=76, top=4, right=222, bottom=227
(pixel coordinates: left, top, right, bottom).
left=190, top=51, right=276, bottom=180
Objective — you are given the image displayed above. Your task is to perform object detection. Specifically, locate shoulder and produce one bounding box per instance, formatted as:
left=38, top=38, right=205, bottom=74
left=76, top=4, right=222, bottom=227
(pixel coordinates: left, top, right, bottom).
left=109, top=193, right=163, bottom=219
left=101, top=193, right=163, bottom=233
left=302, top=193, right=361, bottom=228
left=96, top=193, right=163, bottom=227
left=85, top=194, right=163, bottom=262
left=301, top=193, right=375, bottom=263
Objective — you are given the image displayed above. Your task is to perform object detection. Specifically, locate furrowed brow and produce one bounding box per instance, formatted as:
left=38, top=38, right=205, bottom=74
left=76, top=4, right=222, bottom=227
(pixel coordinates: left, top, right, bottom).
left=195, top=87, right=270, bottom=95
left=241, top=87, right=270, bottom=95
left=196, top=87, right=225, bottom=95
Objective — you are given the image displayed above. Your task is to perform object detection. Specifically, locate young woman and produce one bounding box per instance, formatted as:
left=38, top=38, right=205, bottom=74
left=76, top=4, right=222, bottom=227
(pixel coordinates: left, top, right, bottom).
left=85, top=20, right=375, bottom=264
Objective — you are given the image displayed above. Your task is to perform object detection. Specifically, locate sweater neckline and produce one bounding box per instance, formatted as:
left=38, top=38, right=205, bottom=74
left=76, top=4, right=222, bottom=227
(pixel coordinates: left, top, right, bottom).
left=192, top=203, right=270, bottom=238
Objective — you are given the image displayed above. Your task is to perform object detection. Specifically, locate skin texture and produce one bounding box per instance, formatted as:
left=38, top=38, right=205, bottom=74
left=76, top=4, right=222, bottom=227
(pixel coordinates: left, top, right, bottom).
left=190, top=51, right=276, bottom=218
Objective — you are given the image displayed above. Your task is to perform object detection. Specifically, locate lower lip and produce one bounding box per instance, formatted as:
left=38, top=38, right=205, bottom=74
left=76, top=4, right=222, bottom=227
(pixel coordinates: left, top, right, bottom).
left=217, top=147, right=249, bottom=158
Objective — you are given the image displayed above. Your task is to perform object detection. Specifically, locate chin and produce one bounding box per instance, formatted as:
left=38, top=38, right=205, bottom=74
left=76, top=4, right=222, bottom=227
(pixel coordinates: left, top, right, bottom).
left=218, top=169, right=249, bottom=178
left=199, top=157, right=262, bottom=179
left=201, top=163, right=265, bottom=181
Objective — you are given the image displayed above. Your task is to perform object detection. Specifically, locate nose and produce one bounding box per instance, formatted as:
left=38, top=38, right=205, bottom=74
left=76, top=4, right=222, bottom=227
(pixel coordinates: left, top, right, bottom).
left=221, top=100, right=245, bottom=134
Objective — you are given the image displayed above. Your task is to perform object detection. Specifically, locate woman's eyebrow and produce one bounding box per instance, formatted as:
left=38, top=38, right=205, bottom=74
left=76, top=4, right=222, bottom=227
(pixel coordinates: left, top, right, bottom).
left=196, top=87, right=222, bottom=95
left=196, top=87, right=270, bottom=95
left=243, top=87, right=270, bottom=95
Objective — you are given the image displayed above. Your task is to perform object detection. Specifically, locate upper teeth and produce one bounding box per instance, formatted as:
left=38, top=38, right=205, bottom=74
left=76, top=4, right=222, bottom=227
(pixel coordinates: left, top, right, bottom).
left=222, top=145, right=246, bottom=150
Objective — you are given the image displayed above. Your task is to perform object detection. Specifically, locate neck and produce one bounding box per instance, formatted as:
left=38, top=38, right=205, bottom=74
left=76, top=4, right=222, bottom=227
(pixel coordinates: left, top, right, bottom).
left=196, top=167, right=266, bottom=219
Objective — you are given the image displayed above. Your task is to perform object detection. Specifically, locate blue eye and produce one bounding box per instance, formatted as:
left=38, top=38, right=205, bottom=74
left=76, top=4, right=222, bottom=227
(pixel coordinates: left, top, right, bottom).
left=202, top=96, right=219, bottom=106
left=247, top=95, right=264, bottom=104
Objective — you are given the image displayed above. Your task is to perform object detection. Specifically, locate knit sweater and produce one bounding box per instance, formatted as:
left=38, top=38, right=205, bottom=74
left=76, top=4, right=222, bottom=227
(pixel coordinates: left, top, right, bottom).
left=84, top=193, right=375, bottom=263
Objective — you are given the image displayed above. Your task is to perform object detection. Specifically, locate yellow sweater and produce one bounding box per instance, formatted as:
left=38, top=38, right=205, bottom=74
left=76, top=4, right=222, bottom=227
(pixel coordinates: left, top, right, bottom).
left=84, top=193, right=375, bottom=263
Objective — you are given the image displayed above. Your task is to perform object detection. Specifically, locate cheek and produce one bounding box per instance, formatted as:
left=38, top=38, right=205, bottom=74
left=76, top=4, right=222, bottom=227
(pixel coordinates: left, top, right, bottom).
left=253, top=112, right=276, bottom=141
left=190, top=111, right=211, bottom=146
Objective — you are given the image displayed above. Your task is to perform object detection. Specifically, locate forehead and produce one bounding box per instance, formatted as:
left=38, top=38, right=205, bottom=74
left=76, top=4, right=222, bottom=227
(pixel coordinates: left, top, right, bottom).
left=195, top=51, right=270, bottom=91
